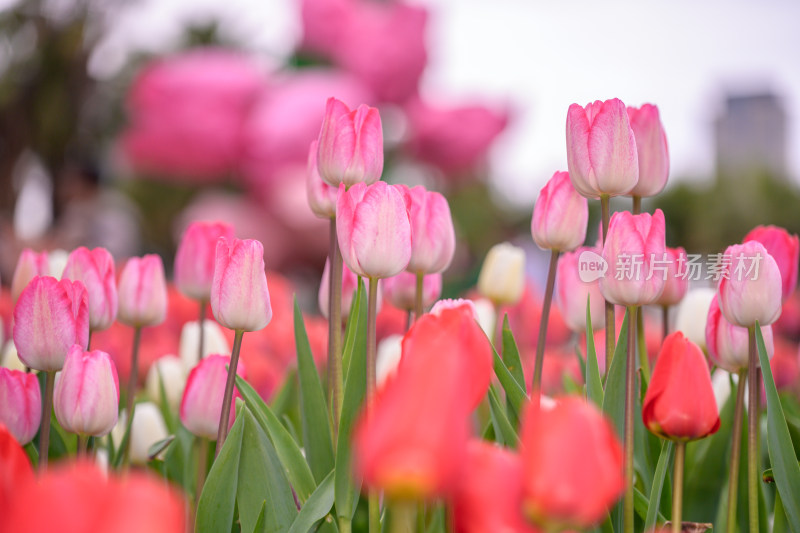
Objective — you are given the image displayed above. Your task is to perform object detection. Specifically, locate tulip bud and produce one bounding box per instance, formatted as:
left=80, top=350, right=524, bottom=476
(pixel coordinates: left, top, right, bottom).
left=178, top=320, right=230, bottom=372
left=430, top=298, right=479, bottom=320
left=316, top=97, right=383, bottom=187
left=54, top=345, right=120, bottom=437
left=399, top=185, right=456, bottom=274
left=11, top=249, right=49, bottom=304
left=13, top=276, right=90, bottom=372
left=146, top=355, right=186, bottom=411
left=210, top=238, right=272, bottom=332
left=477, top=242, right=525, bottom=305
left=336, top=181, right=412, bottom=279
left=566, top=98, right=639, bottom=198
left=175, top=221, right=235, bottom=302
left=382, top=271, right=441, bottom=312
left=62, top=247, right=118, bottom=331
left=743, top=225, right=799, bottom=300
left=653, top=247, right=689, bottom=307
left=599, top=209, right=667, bottom=306
left=520, top=397, right=624, bottom=530
left=180, top=354, right=246, bottom=440
left=0, top=368, right=42, bottom=444
left=113, top=402, right=168, bottom=465
left=717, top=241, right=782, bottom=327
left=318, top=257, right=375, bottom=320
left=117, top=255, right=168, bottom=328
left=306, top=140, right=338, bottom=218
left=531, top=171, right=588, bottom=252
left=555, top=247, right=605, bottom=333
left=706, top=296, right=774, bottom=372
left=626, top=104, right=669, bottom=198
left=643, top=332, right=720, bottom=440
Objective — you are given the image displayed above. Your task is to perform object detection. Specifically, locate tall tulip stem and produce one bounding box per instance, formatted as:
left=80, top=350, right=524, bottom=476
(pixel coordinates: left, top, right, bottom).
left=637, top=309, right=650, bottom=378
left=662, top=305, right=669, bottom=341
left=38, top=370, right=55, bottom=471
left=672, top=441, right=686, bottom=533
left=532, top=250, right=560, bottom=392
left=632, top=195, right=642, bottom=215
left=77, top=434, right=89, bottom=456
left=367, top=276, right=380, bottom=533
left=215, top=329, right=244, bottom=457
left=601, top=194, right=615, bottom=369
left=414, top=272, right=424, bottom=322
left=389, top=501, right=416, bottom=533
left=726, top=368, right=747, bottom=533
left=122, top=326, right=142, bottom=466
left=747, top=326, right=759, bottom=533
left=623, top=305, right=638, bottom=533
left=198, top=300, right=207, bottom=361
left=328, top=218, right=344, bottom=440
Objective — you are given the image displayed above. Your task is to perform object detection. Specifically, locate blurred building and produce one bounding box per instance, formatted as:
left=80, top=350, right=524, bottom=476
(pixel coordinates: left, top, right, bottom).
left=714, top=92, right=788, bottom=181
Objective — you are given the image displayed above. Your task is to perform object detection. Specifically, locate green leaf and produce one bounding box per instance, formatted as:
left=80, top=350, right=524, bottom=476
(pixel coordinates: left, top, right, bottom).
left=288, top=471, right=335, bottom=533
left=755, top=322, right=800, bottom=532
left=147, top=435, right=175, bottom=461
left=340, top=280, right=366, bottom=378
left=634, top=486, right=666, bottom=523
left=237, top=405, right=299, bottom=533
left=584, top=301, right=604, bottom=407
left=335, top=284, right=368, bottom=520
left=196, top=406, right=244, bottom=533
left=251, top=502, right=267, bottom=533
left=487, top=386, right=519, bottom=447
left=644, top=440, right=673, bottom=532
left=501, top=314, right=526, bottom=392
left=236, top=375, right=316, bottom=503
left=492, top=345, right=528, bottom=420
left=602, top=310, right=629, bottom=439
left=774, top=490, right=789, bottom=533
left=295, top=299, right=335, bottom=483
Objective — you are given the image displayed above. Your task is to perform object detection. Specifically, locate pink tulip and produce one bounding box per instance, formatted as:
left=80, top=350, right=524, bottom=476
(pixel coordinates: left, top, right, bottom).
left=0, top=369, right=41, bottom=444
left=13, top=277, right=90, bottom=372
left=117, top=255, right=167, bottom=328
left=316, top=98, right=383, bottom=187
left=718, top=241, right=783, bottom=328
left=62, top=247, right=118, bottom=331
left=626, top=104, right=669, bottom=198
left=210, top=238, right=272, bottom=332
left=174, top=221, right=235, bottom=301
left=743, top=225, right=799, bottom=299
left=555, top=247, right=606, bottom=333
left=121, top=48, right=262, bottom=181
left=531, top=171, right=589, bottom=252
left=382, top=271, right=442, bottom=312
left=404, top=98, right=509, bottom=176
left=566, top=98, right=639, bottom=198
left=318, top=256, right=376, bottom=320
left=399, top=185, right=456, bottom=274
left=299, top=0, right=356, bottom=56
left=336, top=181, right=411, bottom=279
left=599, top=209, right=666, bottom=306
left=306, top=141, right=338, bottom=218
left=654, top=247, right=690, bottom=307
left=11, top=249, right=49, bottom=304
left=54, top=346, right=119, bottom=437
left=706, top=295, right=774, bottom=372
left=180, top=354, right=246, bottom=440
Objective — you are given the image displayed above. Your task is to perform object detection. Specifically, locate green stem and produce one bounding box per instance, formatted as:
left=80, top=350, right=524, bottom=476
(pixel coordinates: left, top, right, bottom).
left=38, top=371, right=55, bottom=471
left=637, top=308, right=650, bottom=378
left=632, top=195, right=642, bottom=215
left=601, top=194, right=615, bottom=371
left=327, top=218, right=344, bottom=442
left=338, top=516, right=353, bottom=533
left=369, top=492, right=381, bottom=533
left=122, top=326, right=142, bottom=466
left=672, top=441, right=685, bottom=533
left=198, top=300, right=207, bottom=361
left=367, top=277, right=380, bottom=533
left=726, top=368, right=747, bottom=533
left=623, top=305, right=638, bottom=533
left=747, top=326, right=759, bottom=533
left=414, top=272, right=424, bottom=322
left=77, top=434, right=88, bottom=457
left=215, top=329, right=244, bottom=457
left=532, top=250, right=560, bottom=392
left=662, top=305, right=669, bottom=341
left=390, top=501, right=416, bottom=533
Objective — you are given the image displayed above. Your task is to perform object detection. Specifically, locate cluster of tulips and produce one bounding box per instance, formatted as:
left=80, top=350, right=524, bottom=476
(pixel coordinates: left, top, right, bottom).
left=2, top=93, right=800, bottom=533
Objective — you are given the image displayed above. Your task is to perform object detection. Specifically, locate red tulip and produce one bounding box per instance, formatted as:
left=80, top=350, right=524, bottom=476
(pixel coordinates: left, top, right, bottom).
left=0, top=369, right=41, bottom=444
left=0, top=424, right=34, bottom=519
left=626, top=104, right=669, bottom=198
left=531, top=171, right=588, bottom=253
left=520, top=397, right=624, bottom=530
left=117, top=255, right=168, bottom=328
left=13, top=276, right=90, bottom=372
left=717, top=241, right=782, bottom=327
left=11, top=249, right=49, bottom=304
left=62, top=247, right=118, bottom=331
left=399, top=185, right=456, bottom=275
left=180, top=354, right=246, bottom=439
left=743, top=225, right=799, bottom=300
left=174, top=221, right=235, bottom=302
left=643, top=332, right=720, bottom=440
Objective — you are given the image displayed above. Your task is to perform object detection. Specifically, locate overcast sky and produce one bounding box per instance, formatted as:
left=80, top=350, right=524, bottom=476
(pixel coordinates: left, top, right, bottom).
left=83, top=0, right=800, bottom=205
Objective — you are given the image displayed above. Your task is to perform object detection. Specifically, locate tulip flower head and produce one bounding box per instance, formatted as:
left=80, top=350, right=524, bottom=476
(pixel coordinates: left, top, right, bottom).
left=174, top=221, right=235, bottom=302
left=117, top=255, right=168, bottom=328
left=62, top=247, right=118, bottom=331
left=566, top=98, right=639, bottom=199
left=477, top=242, right=526, bottom=306
left=531, top=171, right=588, bottom=252
left=653, top=247, right=689, bottom=307
left=11, top=249, right=49, bottom=304
left=626, top=104, right=669, bottom=198
left=13, top=276, right=90, bottom=372
left=399, top=185, right=456, bottom=275
left=180, top=354, right=246, bottom=440
left=0, top=368, right=42, bottom=444
left=210, top=238, right=272, bottom=332
left=706, top=295, right=774, bottom=372
left=316, top=97, right=383, bottom=187
left=306, top=140, right=339, bottom=218
left=555, top=247, right=606, bottom=333
left=743, top=225, right=799, bottom=300
left=717, top=240, right=782, bottom=328
left=643, top=332, right=720, bottom=441
left=382, top=271, right=441, bottom=311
